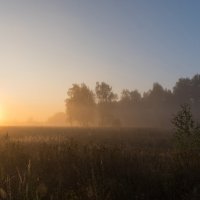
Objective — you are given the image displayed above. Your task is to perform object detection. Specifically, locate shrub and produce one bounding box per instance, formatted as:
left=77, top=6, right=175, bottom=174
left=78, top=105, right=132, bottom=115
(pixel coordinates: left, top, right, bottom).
left=172, top=104, right=200, bottom=150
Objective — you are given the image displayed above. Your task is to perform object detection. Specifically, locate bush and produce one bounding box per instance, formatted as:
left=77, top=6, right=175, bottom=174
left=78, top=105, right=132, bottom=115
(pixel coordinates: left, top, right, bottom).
left=172, top=104, right=200, bottom=150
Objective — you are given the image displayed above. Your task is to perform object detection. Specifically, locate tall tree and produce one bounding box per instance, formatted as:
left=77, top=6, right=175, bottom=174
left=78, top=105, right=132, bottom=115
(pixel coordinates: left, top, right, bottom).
left=95, top=82, right=117, bottom=126
left=95, top=82, right=117, bottom=103
left=173, top=78, right=192, bottom=105
left=119, top=89, right=142, bottom=126
left=65, top=83, right=95, bottom=126
left=120, top=89, right=141, bottom=104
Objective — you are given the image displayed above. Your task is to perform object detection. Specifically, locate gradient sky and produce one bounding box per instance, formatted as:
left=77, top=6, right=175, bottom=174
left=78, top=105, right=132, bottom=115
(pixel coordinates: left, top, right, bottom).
left=0, top=0, right=200, bottom=122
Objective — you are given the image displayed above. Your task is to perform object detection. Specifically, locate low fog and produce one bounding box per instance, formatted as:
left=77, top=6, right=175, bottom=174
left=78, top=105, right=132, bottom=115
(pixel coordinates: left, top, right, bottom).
left=63, top=74, right=200, bottom=128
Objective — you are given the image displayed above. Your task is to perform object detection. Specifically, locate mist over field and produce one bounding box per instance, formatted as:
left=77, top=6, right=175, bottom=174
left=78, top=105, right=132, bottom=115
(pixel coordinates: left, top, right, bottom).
left=1, top=1, right=200, bottom=199
left=64, top=75, right=200, bottom=129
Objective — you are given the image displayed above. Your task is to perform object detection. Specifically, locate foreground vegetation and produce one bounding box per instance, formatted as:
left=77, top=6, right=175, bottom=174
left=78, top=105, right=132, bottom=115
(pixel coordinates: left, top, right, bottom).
left=0, top=127, right=199, bottom=200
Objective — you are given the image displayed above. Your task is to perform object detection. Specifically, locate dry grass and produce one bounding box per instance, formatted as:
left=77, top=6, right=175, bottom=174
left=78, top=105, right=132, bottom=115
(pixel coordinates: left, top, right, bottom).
left=0, top=127, right=198, bottom=199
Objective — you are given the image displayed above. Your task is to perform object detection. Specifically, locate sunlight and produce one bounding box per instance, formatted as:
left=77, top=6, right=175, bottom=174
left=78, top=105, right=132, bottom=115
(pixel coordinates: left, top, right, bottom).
left=0, top=105, right=4, bottom=123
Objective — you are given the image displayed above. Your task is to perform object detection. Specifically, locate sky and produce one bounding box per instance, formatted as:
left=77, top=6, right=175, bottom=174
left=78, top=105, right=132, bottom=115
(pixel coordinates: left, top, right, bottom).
left=0, top=0, right=200, bottom=123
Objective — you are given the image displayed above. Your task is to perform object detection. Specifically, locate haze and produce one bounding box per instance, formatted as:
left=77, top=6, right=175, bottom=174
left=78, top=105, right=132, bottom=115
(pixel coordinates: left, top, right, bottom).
left=0, top=0, right=200, bottom=124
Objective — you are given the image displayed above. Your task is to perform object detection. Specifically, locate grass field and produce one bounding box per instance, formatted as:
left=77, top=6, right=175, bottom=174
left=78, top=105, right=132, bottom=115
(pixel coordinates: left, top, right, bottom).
left=0, top=127, right=199, bottom=200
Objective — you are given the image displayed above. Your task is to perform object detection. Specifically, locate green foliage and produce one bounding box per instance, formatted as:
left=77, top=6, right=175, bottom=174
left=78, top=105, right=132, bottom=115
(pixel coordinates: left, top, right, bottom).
left=172, top=104, right=200, bottom=150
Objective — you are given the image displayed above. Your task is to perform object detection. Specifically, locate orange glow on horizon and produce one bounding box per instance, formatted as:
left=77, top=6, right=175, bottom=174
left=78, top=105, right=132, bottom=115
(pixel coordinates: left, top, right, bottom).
left=0, top=105, right=5, bottom=123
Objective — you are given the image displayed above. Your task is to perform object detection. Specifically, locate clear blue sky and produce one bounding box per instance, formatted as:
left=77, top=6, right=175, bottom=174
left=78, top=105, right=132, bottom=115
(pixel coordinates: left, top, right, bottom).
left=0, top=0, right=200, bottom=121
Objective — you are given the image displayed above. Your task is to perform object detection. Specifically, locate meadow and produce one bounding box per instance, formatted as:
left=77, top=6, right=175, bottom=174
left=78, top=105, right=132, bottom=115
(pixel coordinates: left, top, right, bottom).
left=0, top=127, right=199, bottom=200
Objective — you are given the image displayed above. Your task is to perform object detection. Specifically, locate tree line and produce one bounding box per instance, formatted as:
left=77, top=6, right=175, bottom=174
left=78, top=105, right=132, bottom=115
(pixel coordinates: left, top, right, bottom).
left=65, top=74, right=200, bottom=128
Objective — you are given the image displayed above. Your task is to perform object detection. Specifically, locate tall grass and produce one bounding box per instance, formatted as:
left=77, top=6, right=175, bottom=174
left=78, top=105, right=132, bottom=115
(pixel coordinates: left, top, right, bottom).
left=0, top=127, right=199, bottom=199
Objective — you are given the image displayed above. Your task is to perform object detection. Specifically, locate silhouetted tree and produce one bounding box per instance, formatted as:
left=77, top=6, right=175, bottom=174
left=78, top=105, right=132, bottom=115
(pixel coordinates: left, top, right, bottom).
left=148, top=83, right=165, bottom=103
left=173, top=78, right=192, bottom=105
left=95, top=82, right=117, bottom=126
left=95, top=82, right=117, bottom=103
left=63, top=74, right=200, bottom=128
left=191, top=74, right=200, bottom=100
left=140, top=83, right=173, bottom=127
left=65, top=83, right=95, bottom=126
left=120, top=89, right=141, bottom=104
left=119, top=89, right=142, bottom=126
left=173, top=75, right=200, bottom=119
